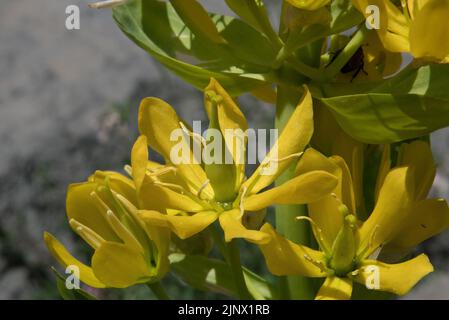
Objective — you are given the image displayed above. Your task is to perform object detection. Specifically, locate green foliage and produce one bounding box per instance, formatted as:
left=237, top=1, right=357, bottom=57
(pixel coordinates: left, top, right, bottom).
left=319, top=64, right=449, bottom=143
left=52, top=267, right=97, bottom=300
left=169, top=253, right=278, bottom=300
left=112, top=0, right=273, bottom=96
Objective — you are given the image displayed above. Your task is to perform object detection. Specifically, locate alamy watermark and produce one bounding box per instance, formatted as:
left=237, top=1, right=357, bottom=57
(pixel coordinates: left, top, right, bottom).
left=169, top=121, right=279, bottom=176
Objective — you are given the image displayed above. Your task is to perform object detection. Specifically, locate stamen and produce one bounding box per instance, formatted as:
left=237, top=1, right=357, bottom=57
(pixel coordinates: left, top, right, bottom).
left=296, top=216, right=329, bottom=254
left=261, top=152, right=304, bottom=168
left=329, top=193, right=351, bottom=217
left=90, top=191, right=111, bottom=214
left=147, top=166, right=177, bottom=177
left=70, top=219, right=104, bottom=250
left=238, top=186, right=248, bottom=219
left=105, top=210, right=142, bottom=250
left=179, top=122, right=206, bottom=147
left=295, top=216, right=323, bottom=240
left=153, top=181, right=185, bottom=193
left=197, top=179, right=210, bottom=199
left=304, top=254, right=327, bottom=273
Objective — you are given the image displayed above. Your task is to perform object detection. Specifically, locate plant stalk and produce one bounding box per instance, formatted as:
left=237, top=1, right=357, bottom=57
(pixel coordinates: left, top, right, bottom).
left=275, top=85, right=315, bottom=300
left=227, top=239, right=253, bottom=300
left=147, top=282, right=171, bottom=300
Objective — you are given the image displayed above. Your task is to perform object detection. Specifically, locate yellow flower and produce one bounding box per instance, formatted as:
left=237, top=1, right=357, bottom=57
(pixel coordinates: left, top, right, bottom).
left=259, top=141, right=448, bottom=299
left=135, top=78, right=338, bottom=244
left=44, top=171, right=170, bottom=288
left=353, top=0, right=449, bottom=62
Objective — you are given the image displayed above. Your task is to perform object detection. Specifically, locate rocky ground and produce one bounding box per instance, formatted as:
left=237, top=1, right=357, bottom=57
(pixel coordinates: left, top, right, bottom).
left=0, top=0, right=448, bottom=299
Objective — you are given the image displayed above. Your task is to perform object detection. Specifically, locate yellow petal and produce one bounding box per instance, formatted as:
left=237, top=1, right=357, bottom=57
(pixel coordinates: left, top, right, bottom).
left=309, top=195, right=342, bottom=249
left=397, top=140, right=435, bottom=200
left=146, top=225, right=171, bottom=277
left=352, top=0, right=410, bottom=52
left=408, top=0, right=431, bottom=19
left=315, top=276, right=353, bottom=300
left=92, top=242, right=152, bottom=288
left=258, top=223, right=327, bottom=277
left=219, top=210, right=271, bottom=244
left=287, top=0, right=331, bottom=11
left=310, top=106, right=362, bottom=212
left=358, top=167, right=413, bottom=257
left=116, top=195, right=171, bottom=277
left=410, top=0, right=449, bottom=61
left=352, top=254, right=433, bottom=296
left=131, top=135, right=148, bottom=193
left=330, top=156, right=357, bottom=215
left=244, top=87, right=313, bottom=193
left=66, top=182, right=119, bottom=242
left=295, top=148, right=340, bottom=177
left=295, top=149, right=353, bottom=244
left=138, top=180, right=206, bottom=212
left=139, top=210, right=218, bottom=240
left=44, top=232, right=105, bottom=288
left=90, top=171, right=138, bottom=208
left=364, top=32, right=403, bottom=78
left=383, top=199, right=449, bottom=258
left=243, top=171, right=338, bottom=211
left=138, top=97, right=214, bottom=199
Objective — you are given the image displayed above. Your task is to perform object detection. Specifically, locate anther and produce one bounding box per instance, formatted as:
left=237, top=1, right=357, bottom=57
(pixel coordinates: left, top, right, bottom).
left=197, top=179, right=210, bottom=199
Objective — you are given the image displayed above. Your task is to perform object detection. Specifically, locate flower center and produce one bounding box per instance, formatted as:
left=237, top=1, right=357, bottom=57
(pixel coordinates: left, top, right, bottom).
left=327, top=212, right=358, bottom=277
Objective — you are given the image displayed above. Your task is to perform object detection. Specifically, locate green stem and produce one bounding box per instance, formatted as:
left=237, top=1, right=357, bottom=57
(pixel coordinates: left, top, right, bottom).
left=285, top=59, right=322, bottom=81
left=211, top=224, right=252, bottom=299
left=210, top=223, right=228, bottom=259
left=147, top=282, right=170, bottom=300
left=322, top=26, right=370, bottom=81
left=227, top=239, right=253, bottom=300
left=275, top=85, right=315, bottom=300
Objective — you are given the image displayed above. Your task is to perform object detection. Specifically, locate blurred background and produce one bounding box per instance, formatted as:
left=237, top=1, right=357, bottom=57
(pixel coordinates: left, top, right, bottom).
left=1, top=0, right=448, bottom=299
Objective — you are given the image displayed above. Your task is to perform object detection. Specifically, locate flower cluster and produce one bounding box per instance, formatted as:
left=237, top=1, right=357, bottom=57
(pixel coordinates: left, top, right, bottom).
left=45, top=79, right=449, bottom=299
left=45, top=0, right=449, bottom=300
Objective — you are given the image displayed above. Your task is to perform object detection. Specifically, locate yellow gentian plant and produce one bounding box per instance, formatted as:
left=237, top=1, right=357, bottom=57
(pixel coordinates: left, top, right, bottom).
left=44, top=0, right=449, bottom=300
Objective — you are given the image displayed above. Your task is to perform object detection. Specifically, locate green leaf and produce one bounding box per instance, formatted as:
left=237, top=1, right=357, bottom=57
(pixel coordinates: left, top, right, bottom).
left=112, top=0, right=273, bottom=95
left=170, top=0, right=225, bottom=45
left=51, top=267, right=98, bottom=300
left=283, top=0, right=364, bottom=56
left=224, top=0, right=280, bottom=45
left=169, top=253, right=278, bottom=300
left=319, top=64, right=449, bottom=143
